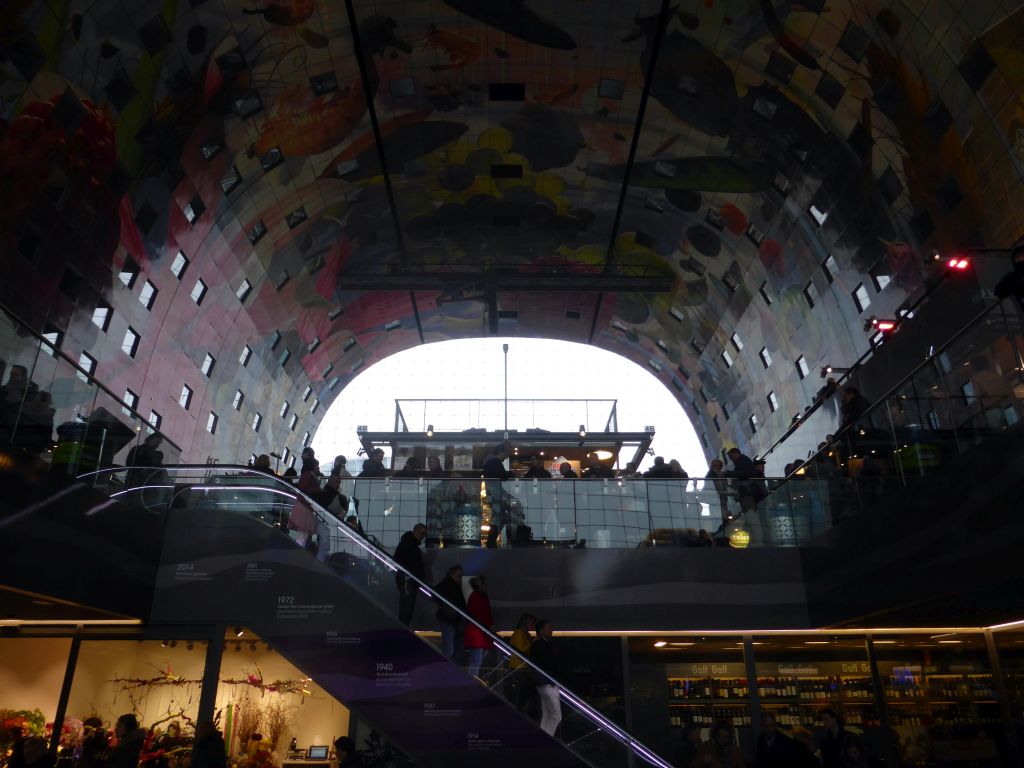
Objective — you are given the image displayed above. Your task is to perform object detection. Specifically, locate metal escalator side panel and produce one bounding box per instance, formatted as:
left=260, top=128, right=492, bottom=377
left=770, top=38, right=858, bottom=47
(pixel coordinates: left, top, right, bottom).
left=151, top=506, right=590, bottom=768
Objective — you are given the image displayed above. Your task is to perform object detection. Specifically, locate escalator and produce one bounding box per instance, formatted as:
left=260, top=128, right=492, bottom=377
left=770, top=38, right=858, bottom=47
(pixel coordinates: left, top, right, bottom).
left=0, top=466, right=671, bottom=768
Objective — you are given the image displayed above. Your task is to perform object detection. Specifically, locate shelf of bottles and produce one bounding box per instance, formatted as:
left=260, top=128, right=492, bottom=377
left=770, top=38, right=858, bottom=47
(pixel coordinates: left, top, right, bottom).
left=754, top=661, right=880, bottom=729
left=666, top=663, right=752, bottom=729
left=877, top=664, right=1001, bottom=727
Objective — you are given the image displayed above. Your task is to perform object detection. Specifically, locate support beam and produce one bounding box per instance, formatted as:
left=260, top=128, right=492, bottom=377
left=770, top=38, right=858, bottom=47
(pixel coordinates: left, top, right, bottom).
left=588, top=0, right=672, bottom=343
left=197, top=626, right=226, bottom=725
left=409, top=291, right=425, bottom=344
left=48, top=636, right=81, bottom=756
left=487, top=289, right=499, bottom=335
left=602, top=0, right=673, bottom=276
left=338, top=272, right=675, bottom=293
left=343, top=0, right=407, bottom=272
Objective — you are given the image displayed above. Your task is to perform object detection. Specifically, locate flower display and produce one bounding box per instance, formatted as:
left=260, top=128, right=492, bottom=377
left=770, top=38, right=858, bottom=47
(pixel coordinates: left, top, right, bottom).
left=45, top=717, right=84, bottom=749
left=1, top=710, right=47, bottom=768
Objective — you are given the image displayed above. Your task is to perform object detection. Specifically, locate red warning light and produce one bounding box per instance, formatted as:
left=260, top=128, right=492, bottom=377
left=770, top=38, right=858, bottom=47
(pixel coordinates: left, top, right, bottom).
left=874, top=319, right=897, bottom=332
left=948, top=257, right=970, bottom=270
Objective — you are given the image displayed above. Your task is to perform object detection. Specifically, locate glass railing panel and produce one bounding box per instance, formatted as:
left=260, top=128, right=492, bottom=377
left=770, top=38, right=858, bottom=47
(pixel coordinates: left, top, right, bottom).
left=420, top=477, right=482, bottom=547
left=573, top=480, right=650, bottom=549
left=334, top=477, right=857, bottom=550
left=93, top=466, right=673, bottom=768
left=0, top=305, right=180, bottom=480
left=351, top=477, right=431, bottom=552
left=758, top=294, right=1024, bottom=478
left=517, top=478, right=580, bottom=545
left=645, top=479, right=718, bottom=546
left=764, top=298, right=1024, bottom=524
left=7, top=339, right=100, bottom=465
left=764, top=397, right=844, bottom=476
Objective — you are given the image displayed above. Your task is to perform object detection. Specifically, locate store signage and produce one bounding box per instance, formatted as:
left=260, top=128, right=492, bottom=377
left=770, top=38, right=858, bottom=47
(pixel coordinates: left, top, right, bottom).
left=757, top=661, right=871, bottom=676
left=778, top=664, right=819, bottom=676
left=728, top=529, right=751, bottom=548
left=668, top=662, right=746, bottom=676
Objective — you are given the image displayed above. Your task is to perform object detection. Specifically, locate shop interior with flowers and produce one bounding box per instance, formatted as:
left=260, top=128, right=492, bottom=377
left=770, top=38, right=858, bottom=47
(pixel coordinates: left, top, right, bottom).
left=0, top=631, right=351, bottom=768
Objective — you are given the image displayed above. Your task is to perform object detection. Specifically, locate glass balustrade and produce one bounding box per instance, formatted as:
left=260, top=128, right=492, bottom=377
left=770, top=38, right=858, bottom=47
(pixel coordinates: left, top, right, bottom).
left=0, top=305, right=182, bottom=479
left=778, top=297, right=1024, bottom=510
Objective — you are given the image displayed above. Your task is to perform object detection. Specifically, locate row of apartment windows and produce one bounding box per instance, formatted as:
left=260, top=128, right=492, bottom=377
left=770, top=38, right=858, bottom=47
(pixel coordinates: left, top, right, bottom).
left=75, top=257, right=346, bottom=402
left=49, top=229, right=348, bottom=445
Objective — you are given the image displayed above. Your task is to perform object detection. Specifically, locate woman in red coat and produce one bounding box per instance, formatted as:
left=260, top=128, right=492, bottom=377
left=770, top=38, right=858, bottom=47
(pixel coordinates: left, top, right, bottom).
left=464, top=575, right=494, bottom=678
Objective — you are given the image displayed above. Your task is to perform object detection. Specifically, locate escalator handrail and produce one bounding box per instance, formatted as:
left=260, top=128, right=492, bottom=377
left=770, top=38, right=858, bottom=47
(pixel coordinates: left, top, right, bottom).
left=77, top=465, right=671, bottom=768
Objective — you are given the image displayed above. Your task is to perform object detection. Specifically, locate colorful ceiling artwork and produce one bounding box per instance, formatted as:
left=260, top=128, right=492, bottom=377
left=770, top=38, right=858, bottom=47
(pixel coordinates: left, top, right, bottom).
left=1, top=0, right=1022, bottom=462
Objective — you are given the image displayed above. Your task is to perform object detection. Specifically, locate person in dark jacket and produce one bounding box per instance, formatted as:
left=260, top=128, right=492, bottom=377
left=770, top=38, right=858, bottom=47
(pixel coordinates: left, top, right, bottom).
left=292, top=458, right=340, bottom=561
left=705, top=459, right=731, bottom=524
left=818, top=708, right=849, bottom=768
left=357, top=449, right=387, bottom=478
left=482, top=447, right=512, bottom=548
left=393, top=458, right=419, bottom=477
left=523, top=456, right=552, bottom=479
left=676, top=722, right=702, bottom=767
left=189, top=723, right=226, bottom=768
left=726, top=448, right=756, bottom=478
left=643, top=456, right=675, bottom=478
left=582, top=454, right=615, bottom=479
left=332, top=737, right=364, bottom=768
left=426, top=455, right=449, bottom=478
left=995, top=246, right=1024, bottom=299
left=482, top=446, right=512, bottom=479
left=839, top=386, right=871, bottom=430
left=392, top=523, right=426, bottom=626
left=756, top=712, right=797, bottom=768
left=727, top=447, right=762, bottom=515
left=434, top=564, right=467, bottom=660
left=107, top=715, right=145, bottom=768
left=558, top=462, right=578, bottom=478
left=77, top=717, right=109, bottom=768
left=125, top=434, right=165, bottom=488
left=530, top=619, right=562, bottom=736
left=21, top=738, right=54, bottom=768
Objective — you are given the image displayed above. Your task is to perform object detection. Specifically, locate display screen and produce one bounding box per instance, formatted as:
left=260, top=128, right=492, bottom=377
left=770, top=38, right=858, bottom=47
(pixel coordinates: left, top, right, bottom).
left=307, top=746, right=328, bottom=759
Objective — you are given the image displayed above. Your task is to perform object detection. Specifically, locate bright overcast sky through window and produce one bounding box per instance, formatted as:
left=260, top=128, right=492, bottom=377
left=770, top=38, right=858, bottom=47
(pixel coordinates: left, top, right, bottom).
left=313, top=338, right=706, bottom=474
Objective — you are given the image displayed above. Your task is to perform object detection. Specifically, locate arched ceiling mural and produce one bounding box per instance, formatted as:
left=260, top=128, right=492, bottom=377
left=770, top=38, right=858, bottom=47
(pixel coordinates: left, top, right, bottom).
left=1, top=0, right=1023, bottom=462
